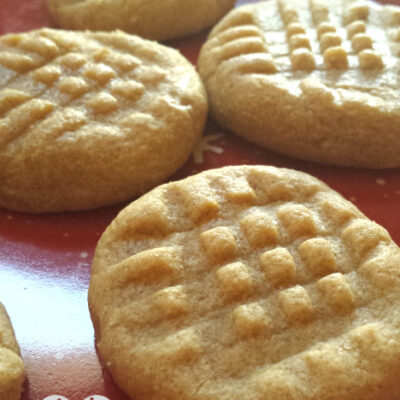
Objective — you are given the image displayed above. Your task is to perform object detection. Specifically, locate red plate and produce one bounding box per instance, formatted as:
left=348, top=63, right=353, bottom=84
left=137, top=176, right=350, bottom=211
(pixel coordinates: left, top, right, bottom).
left=1, top=1, right=400, bottom=399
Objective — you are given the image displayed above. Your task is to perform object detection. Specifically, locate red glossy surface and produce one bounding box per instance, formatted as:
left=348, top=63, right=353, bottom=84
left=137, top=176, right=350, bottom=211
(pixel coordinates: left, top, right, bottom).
left=0, top=1, right=400, bottom=399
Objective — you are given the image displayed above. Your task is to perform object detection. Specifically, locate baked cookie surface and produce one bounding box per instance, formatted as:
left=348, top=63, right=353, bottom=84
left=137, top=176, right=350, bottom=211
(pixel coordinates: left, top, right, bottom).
left=89, top=165, right=400, bottom=400
left=0, top=28, right=207, bottom=213
left=198, top=0, right=400, bottom=168
left=46, top=0, right=236, bottom=41
left=0, top=303, right=25, bottom=400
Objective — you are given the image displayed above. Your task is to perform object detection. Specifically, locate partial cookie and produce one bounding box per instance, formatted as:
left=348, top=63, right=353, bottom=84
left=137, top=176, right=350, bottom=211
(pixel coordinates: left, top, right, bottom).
left=198, top=0, right=400, bottom=168
left=89, top=165, right=400, bottom=400
left=46, top=0, right=236, bottom=41
left=0, top=28, right=207, bottom=213
left=0, top=303, right=25, bottom=400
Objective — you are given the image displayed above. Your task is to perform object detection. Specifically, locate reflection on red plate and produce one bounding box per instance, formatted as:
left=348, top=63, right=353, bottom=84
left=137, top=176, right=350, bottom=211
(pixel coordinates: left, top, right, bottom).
left=1, top=1, right=400, bottom=399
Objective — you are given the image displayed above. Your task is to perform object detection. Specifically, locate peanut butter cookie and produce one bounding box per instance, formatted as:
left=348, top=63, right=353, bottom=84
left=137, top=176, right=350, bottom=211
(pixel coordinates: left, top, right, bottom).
left=0, top=28, right=207, bottom=212
left=0, top=303, right=25, bottom=400
left=46, top=0, right=236, bottom=41
left=198, top=0, right=400, bottom=168
left=89, top=165, right=400, bottom=400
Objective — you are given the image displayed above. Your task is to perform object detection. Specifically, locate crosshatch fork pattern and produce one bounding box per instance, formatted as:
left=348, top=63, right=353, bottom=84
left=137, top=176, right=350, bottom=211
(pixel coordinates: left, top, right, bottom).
left=205, top=0, right=400, bottom=79
left=90, top=166, right=400, bottom=389
left=197, top=0, right=400, bottom=170
left=0, top=27, right=207, bottom=213
left=0, top=28, right=189, bottom=149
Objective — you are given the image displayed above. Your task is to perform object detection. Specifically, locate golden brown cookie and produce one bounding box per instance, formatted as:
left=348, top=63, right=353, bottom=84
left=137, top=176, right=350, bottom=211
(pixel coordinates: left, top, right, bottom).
left=89, top=165, right=400, bottom=400
left=198, top=0, right=400, bottom=168
left=0, top=303, right=25, bottom=400
left=0, top=28, right=207, bottom=213
left=46, top=0, right=237, bottom=41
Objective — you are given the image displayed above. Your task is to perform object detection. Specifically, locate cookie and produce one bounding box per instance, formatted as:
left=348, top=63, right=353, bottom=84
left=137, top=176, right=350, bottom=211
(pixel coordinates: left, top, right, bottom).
left=46, top=0, right=237, bottom=42
left=198, top=0, right=400, bottom=168
left=0, top=28, right=207, bottom=213
left=0, top=303, right=25, bottom=400
left=89, top=165, right=400, bottom=400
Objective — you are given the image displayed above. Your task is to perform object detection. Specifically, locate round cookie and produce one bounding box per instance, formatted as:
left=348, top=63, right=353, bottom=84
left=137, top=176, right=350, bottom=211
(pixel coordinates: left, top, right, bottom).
left=0, top=303, right=25, bottom=400
left=198, top=0, right=400, bottom=168
left=89, top=165, right=400, bottom=400
left=0, top=28, right=207, bottom=213
left=46, top=0, right=237, bottom=42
